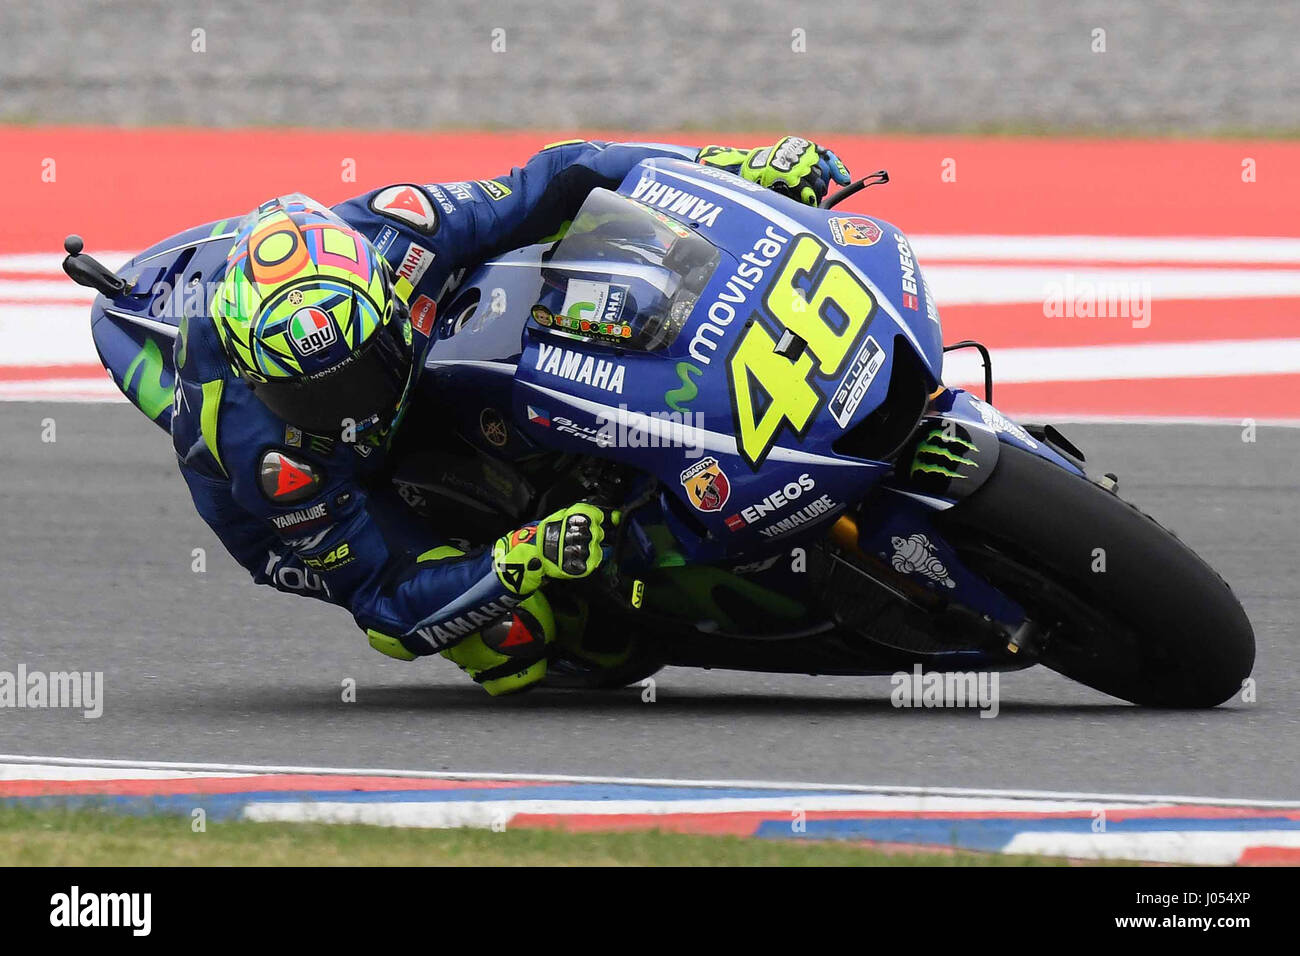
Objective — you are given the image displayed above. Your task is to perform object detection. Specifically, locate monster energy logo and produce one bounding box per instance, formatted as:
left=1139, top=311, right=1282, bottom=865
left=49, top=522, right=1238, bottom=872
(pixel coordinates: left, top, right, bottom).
left=910, top=428, right=977, bottom=480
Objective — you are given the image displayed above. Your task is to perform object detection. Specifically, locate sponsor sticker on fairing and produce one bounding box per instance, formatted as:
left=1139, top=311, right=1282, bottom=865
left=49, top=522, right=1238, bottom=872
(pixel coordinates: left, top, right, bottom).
left=891, top=533, right=956, bottom=588
left=629, top=177, right=724, bottom=227
left=829, top=335, right=885, bottom=427
left=533, top=342, right=627, bottom=394
left=559, top=279, right=629, bottom=329
left=479, top=407, right=509, bottom=447
left=922, top=275, right=940, bottom=326
left=828, top=216, right=882, bottom=247
left=755, top=495, right=840, bottom=538
left=551, top=415, right=614, bottom=447
left=725, top=473, right=817, bottom=530
left=895, top=232, right=920, bottom=310
left=972, top=398, right=1038, bottom=448
left=679, top=457, right=731, bottom=512
left=687, top=225, right=790, bottom=366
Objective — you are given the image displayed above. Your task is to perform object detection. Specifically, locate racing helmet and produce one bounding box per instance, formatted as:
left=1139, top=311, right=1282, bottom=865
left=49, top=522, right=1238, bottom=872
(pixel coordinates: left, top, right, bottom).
left=211, top=194, right=414, bottom=438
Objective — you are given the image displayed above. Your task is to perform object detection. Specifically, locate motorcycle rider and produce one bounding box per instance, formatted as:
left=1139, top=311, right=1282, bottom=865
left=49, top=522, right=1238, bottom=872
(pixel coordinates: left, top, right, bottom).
left=172, top=136, right=851, bottom=695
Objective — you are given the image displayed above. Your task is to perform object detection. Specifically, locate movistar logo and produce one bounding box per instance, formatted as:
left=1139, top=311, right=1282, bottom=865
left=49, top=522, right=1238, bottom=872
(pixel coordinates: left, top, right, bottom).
left=122, top=338, right=174, bottom=420
left=910, top=428, right=977, bottom=479
left=665, top=361, right=702, bottom=412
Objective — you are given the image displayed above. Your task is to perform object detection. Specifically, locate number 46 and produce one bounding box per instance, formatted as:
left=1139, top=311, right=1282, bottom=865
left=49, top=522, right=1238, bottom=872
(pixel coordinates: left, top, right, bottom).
left=727, top=234, right=877, bottom=467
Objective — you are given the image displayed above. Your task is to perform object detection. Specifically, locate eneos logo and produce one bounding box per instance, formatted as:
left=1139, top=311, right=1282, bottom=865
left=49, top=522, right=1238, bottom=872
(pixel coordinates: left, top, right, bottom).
left=289, top=307, right=337, bottom=356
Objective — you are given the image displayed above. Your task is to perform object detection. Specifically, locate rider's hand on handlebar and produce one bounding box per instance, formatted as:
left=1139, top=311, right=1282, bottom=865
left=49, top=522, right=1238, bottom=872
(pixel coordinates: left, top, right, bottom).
left=492, top=503, right=619, bottom=596
left=699, top=136, right=851, bottom=205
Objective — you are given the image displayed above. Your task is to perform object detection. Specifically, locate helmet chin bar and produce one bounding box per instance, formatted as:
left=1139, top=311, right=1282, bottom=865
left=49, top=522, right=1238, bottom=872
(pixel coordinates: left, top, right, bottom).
left=249, top=300, right=413, bottom=439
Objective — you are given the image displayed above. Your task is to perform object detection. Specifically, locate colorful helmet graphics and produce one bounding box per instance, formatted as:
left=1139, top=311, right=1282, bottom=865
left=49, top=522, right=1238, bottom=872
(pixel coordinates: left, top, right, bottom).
left=212, top=195, right=414, bottom=435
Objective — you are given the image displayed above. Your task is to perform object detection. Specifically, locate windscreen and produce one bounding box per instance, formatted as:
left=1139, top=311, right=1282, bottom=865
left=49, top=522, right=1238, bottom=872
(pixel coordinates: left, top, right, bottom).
left=533, top=188, right=721, bottom=351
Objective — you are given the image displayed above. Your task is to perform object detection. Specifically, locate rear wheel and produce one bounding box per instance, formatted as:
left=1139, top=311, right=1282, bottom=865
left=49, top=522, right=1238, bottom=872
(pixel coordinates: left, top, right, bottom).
left=937, top=444, right=1255, bottom=707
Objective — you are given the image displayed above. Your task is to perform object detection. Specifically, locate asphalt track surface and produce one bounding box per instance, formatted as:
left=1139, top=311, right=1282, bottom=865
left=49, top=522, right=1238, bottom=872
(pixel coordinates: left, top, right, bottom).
left=1, top=403, right=1297, bottom=800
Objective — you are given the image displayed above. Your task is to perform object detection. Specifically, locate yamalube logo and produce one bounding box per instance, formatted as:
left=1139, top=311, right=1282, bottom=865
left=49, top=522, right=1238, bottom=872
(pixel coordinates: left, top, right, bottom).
left=288, top=306, right=337, bottom=356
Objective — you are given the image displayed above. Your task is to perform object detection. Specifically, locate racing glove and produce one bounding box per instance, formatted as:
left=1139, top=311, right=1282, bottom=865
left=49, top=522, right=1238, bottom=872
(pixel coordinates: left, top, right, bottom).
left=698, top=136, right=851, bottom=205
left=492, top=502, right=618, bottom=597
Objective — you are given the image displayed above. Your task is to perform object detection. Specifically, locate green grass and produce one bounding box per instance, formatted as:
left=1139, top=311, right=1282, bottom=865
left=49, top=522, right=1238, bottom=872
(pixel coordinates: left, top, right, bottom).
left=0, top=806, right=1074, bottom=866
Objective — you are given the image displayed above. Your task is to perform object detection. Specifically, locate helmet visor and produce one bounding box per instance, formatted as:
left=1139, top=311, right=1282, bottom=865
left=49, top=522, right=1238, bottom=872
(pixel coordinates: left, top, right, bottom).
left=252, top=299, right=413, bottom=436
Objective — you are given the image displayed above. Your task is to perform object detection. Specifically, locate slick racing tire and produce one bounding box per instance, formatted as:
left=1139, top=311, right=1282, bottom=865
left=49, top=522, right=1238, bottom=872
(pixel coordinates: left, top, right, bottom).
left=544, top=655, right=664, bottom=691
left=937, top=443, right=1255, bottom=708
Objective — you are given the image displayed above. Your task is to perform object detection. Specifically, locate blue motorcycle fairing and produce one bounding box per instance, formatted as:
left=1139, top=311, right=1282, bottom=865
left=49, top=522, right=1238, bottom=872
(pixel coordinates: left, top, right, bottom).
left=853, top=491, right=1027, bottom=629
left=414, top=158, right=1069, bottom=579
left=934, top=388, right=1084, bottom=477
left=624, top=158, right=946, bottom=382
left=88, top=217, right=239, bottom=432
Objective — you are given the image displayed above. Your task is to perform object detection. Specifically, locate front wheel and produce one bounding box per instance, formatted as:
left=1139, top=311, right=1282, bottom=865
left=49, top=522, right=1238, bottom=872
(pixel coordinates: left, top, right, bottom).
left=937, top=444, right=1255, bottom=707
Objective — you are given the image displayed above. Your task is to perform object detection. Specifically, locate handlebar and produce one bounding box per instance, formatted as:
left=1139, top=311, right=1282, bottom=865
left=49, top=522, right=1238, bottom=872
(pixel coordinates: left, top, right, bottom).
left=820, top=170, right=891, bottom=210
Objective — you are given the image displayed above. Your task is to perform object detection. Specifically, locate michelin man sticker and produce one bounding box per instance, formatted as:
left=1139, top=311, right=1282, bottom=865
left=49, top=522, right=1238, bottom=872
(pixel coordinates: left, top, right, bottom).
left=891, top=533, right=956, bottom=588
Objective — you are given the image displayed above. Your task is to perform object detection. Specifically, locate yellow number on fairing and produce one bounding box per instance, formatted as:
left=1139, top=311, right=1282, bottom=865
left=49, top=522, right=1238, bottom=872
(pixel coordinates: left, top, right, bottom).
left=729, top=322, right=821, bottom=467
left=765, top=236, right=877, bottom=376
left=728, top=234, right=878, bottom=467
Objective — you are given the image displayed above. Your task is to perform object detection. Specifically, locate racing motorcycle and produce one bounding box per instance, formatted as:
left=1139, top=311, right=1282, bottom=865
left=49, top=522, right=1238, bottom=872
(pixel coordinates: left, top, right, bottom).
left=63, top=158, right=1255, bottom=707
